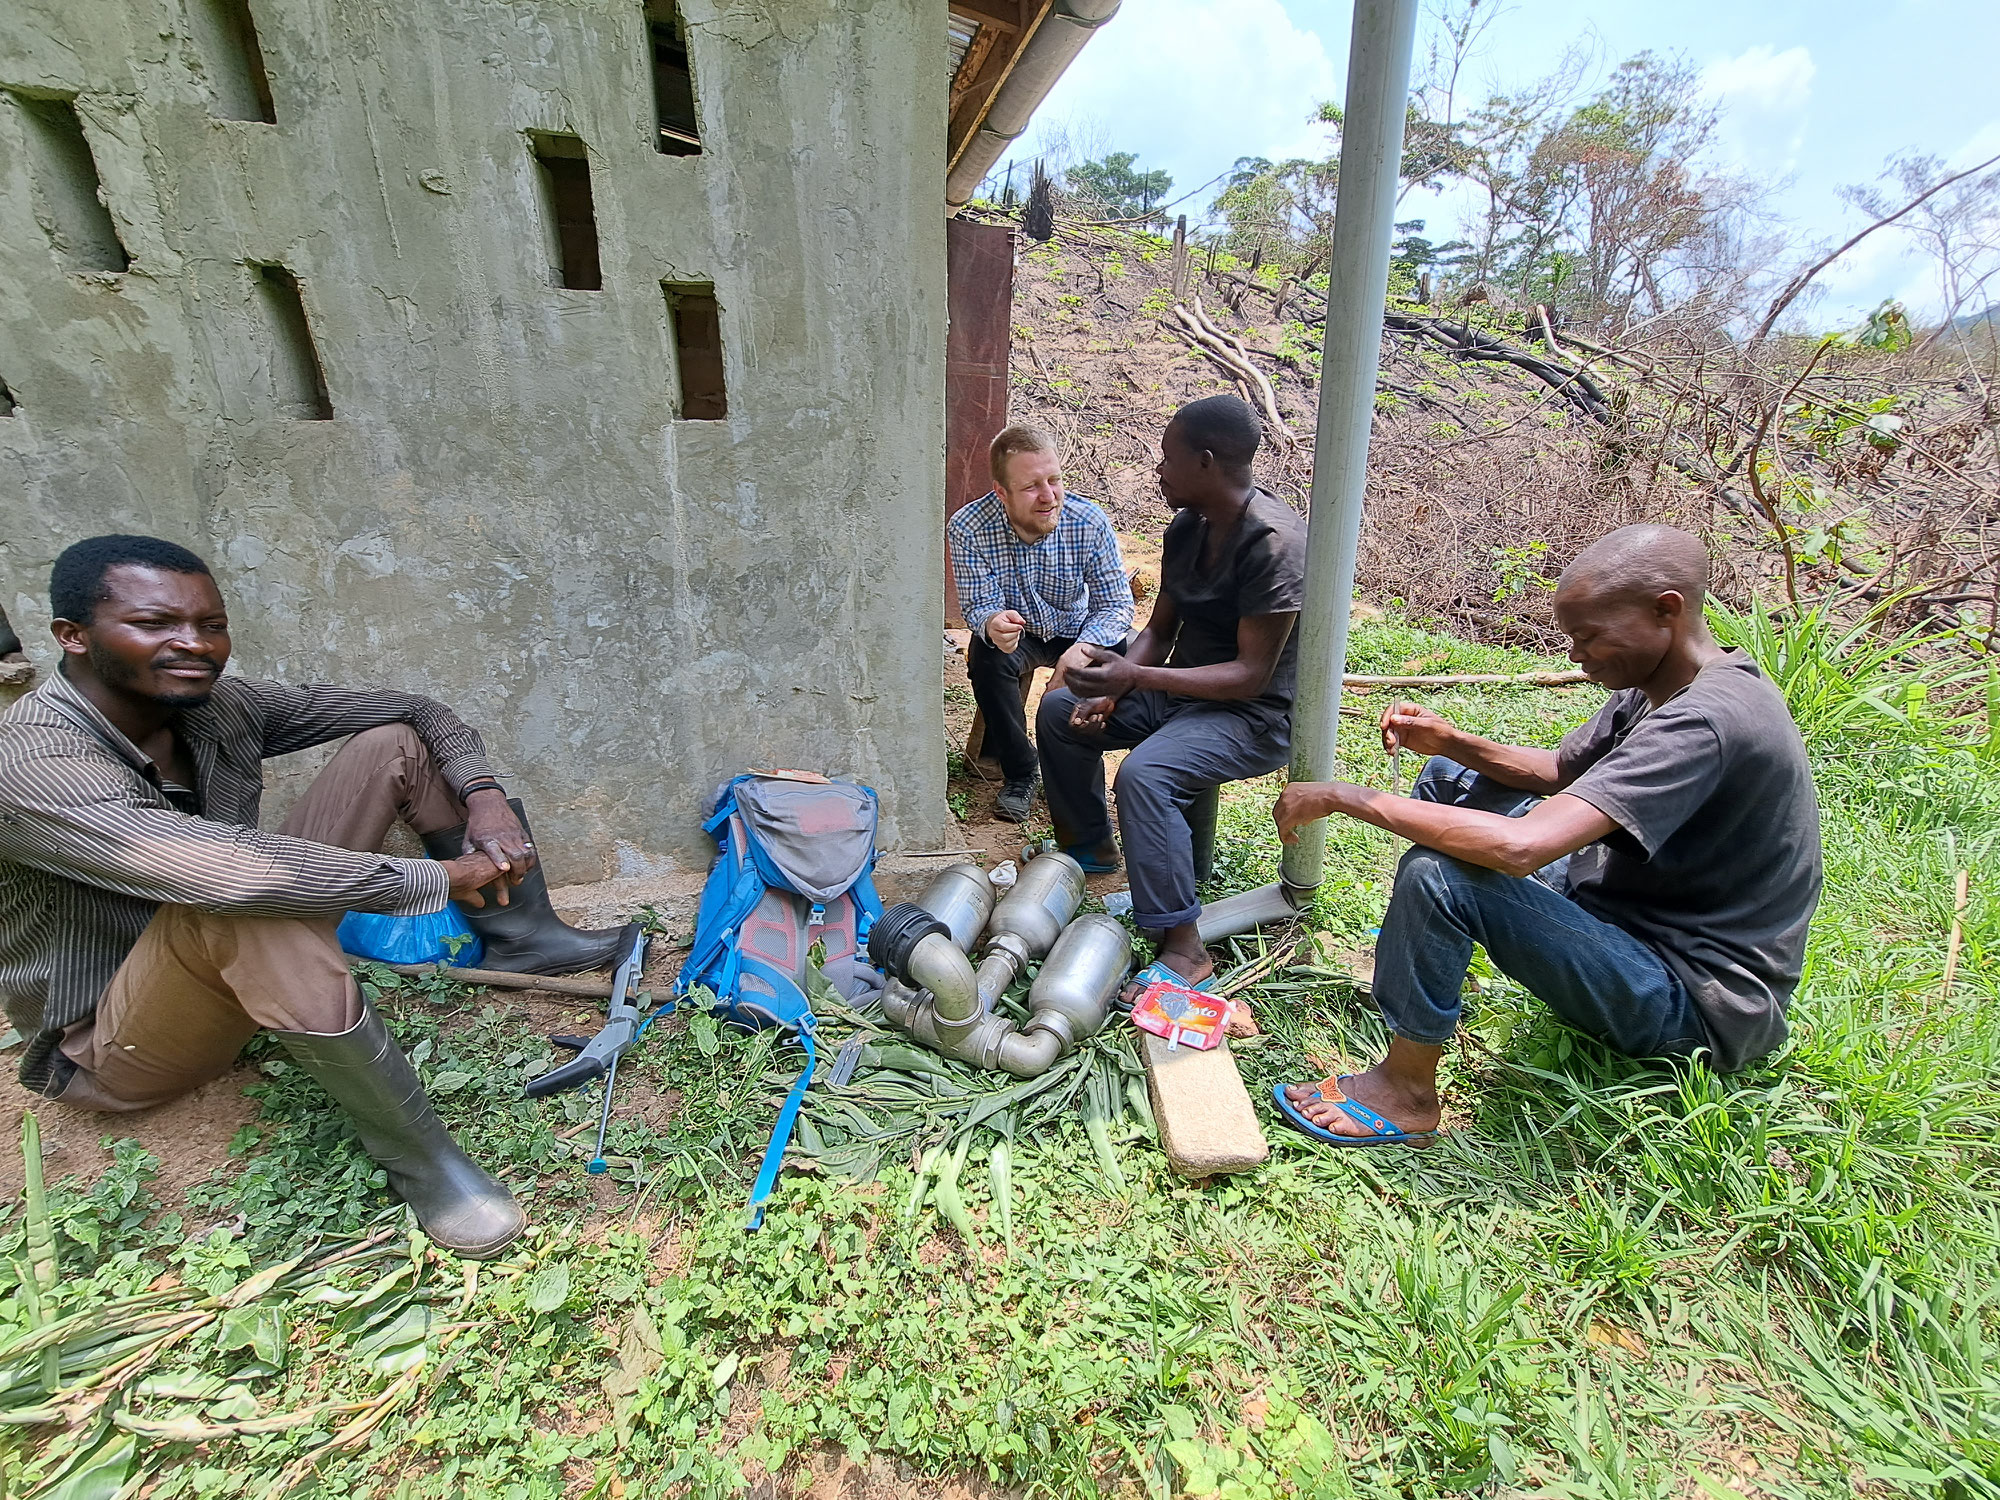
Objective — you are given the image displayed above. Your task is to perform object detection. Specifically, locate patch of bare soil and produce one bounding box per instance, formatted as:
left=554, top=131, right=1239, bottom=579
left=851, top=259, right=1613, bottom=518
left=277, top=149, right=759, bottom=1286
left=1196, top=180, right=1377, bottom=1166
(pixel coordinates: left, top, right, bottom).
left=0, top=1068, right=260, bottom=1208
left=775, top=1446, right=1021, bottom=1500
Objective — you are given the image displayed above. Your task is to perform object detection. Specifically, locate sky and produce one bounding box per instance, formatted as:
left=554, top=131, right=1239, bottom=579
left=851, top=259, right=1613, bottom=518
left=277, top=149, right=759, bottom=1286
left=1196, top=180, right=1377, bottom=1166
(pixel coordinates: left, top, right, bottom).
left=994, top=0, right=2000, bottom=327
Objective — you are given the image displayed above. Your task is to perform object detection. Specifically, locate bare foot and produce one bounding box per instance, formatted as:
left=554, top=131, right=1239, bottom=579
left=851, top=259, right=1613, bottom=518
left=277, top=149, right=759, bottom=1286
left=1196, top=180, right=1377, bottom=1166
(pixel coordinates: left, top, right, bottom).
left=1282, top=1064, right=1440, bottom=1139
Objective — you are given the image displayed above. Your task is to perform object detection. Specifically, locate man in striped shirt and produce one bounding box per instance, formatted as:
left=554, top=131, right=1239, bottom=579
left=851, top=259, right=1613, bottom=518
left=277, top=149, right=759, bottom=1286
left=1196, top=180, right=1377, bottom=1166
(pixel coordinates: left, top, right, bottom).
left=0, top=535, right=631, bottom=1258
left=947, top=425, right=1133, bottom=822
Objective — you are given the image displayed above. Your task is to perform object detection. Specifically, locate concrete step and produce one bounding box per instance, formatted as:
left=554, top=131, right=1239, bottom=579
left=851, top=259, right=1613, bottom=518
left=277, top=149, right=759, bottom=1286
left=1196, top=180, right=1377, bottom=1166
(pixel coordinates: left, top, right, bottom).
left=1141, top=1031, right=1269, bottom=1177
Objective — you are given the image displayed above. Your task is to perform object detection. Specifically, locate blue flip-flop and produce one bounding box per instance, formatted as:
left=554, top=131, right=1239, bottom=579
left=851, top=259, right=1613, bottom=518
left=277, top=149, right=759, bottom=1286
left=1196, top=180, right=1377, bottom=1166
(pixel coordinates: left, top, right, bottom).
left=1063, top=843, right=1122, bottom=875
left=1129, top=959, right=1217, bottom=993
left=1271, top=1078, right=1437, bottom=1148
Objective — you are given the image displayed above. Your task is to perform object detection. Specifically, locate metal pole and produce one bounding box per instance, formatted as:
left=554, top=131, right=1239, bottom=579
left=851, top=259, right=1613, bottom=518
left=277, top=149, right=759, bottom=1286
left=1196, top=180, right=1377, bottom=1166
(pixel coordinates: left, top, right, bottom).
left=1278, top=0, right=1421, bottom=893
left=1195, top=0, right=1421, bottom=945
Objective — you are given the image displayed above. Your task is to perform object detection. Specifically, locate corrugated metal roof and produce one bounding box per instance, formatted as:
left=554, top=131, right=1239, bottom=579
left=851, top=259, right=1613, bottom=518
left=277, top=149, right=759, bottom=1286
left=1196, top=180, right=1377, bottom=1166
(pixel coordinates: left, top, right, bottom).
left=948, top=14, right=979, bottom=83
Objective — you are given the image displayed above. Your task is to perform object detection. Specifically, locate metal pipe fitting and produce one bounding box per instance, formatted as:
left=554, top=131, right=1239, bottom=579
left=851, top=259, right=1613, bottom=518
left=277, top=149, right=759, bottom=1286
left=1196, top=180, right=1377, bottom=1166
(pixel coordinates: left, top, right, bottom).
left=905, top=931, right=981, bottom=1026
left=1024, top=914, right=1130, bottom=1049
left=913, top=863, right=996, bottom=951
left=984, top=851, right=1085, bottom=956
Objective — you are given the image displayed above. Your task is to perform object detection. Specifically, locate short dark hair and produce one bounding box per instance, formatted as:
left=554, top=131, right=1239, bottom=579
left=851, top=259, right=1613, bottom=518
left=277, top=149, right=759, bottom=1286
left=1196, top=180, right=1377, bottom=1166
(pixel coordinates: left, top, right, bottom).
left=50, top=535, right=213, bottom=624
left=1173, top=395, right=1262, bottom=476
left=1557, top=524, right=1710, bottom=610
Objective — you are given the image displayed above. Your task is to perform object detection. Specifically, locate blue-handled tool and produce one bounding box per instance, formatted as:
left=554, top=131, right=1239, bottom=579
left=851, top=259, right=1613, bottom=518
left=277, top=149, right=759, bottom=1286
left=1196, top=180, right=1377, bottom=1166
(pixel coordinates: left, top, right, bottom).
left=524, top=927, right=649, bottom=1173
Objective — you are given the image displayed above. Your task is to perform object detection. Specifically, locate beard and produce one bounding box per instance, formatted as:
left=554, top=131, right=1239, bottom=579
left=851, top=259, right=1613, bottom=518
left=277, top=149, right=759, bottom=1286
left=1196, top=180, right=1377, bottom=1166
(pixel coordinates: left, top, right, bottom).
left=89, top=638, right=217, bottom=709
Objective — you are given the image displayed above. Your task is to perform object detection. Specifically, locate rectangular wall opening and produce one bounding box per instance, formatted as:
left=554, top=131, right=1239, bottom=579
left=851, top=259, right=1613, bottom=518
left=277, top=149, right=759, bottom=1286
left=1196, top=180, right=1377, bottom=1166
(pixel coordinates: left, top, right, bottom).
left=530, top=133, right=602, bottom=290
left=253, top=265, right=333, bottom=419
left=0, top=378, right=15, bottom=418
left=643, top=3, right=702, bottom=155
left=664, top=283, right=726, bottom=419
left=188, top=0, right=278, bottom=123
left=11, top=95, right=129, bottom=272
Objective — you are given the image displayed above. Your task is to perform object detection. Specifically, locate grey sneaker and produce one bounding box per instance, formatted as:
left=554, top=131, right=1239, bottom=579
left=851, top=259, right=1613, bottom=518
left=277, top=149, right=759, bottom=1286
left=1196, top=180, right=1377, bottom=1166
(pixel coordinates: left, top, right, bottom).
left=995, top=778, right=1037, bottom=823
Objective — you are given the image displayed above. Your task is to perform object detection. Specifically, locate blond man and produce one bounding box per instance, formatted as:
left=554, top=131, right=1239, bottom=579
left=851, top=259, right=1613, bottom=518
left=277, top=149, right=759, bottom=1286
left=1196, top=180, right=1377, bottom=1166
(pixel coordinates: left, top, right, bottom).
left=947, top=426, right=1133, bottom=821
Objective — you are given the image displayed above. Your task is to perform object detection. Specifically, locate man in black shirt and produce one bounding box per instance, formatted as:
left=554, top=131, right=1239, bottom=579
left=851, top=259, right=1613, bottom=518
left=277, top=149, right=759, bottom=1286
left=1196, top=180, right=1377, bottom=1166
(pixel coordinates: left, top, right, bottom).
left=1038, top=396, right=1308, bottom=987
left=1270, top=525, right=1822, bottom=1146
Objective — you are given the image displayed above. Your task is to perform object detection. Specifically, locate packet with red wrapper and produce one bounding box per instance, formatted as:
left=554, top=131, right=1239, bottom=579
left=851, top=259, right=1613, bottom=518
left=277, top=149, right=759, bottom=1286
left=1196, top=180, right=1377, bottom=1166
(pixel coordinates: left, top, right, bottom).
left=1129, top=978, right=1233, bottom=1051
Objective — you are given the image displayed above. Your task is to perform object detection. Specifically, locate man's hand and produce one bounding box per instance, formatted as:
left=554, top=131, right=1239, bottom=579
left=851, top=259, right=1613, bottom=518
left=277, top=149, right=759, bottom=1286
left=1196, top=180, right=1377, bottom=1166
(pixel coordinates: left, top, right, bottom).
left=462, top=788, right=538, bottom=881
left=1047, top=640, right=1098, bottom=692
left=984, top=610, right=1028, bottom=655
left=1272, top=780, right=1364, bottom=845
left=1068, top=696, right=1118, bottom=732
left=442, top=851, right=509, bottom=908
left=1063, top=644, right=1139, bottom=703
left=1379, top=700, right=1458, bottom=758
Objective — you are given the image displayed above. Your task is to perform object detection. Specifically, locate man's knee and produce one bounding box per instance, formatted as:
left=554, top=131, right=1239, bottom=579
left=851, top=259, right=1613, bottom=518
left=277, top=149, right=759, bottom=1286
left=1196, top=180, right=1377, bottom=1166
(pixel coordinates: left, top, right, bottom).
left=1037, top=687, right=1083, bottom=739
left=1110, top=752, right=1182, bottom=818
left=1391, top=845, right=1500, bottom=910
left=344, top=722, right=428, bottom=766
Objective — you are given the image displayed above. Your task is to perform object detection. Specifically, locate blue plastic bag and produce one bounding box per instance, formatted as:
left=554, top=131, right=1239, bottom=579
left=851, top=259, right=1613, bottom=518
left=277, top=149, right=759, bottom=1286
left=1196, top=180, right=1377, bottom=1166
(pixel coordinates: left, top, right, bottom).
left=337, top=904, right=483, bottom=967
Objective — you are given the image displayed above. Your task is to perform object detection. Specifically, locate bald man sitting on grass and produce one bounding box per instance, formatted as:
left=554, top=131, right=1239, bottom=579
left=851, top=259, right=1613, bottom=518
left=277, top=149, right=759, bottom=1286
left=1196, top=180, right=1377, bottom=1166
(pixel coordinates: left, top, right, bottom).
left=1270, top=525, right=1823, bottom=1147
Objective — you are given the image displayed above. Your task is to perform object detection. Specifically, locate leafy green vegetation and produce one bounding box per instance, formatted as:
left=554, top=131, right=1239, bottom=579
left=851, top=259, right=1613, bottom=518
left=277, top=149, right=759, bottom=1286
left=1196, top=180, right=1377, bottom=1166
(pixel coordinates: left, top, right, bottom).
left=4, top=615, right=1996, bottom=1498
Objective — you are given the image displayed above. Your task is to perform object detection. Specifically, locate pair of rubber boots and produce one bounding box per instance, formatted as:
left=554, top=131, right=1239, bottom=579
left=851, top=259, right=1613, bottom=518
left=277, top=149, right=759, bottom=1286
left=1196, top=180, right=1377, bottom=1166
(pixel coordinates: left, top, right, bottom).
left=278, top=800, right=633, bottom=1258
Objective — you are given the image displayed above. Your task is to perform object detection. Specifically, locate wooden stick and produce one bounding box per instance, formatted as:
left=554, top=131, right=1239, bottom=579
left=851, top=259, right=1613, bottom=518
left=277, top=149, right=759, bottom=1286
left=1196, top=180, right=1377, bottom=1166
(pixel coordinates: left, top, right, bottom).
left=1941, top=868, right=1971, bottom=1001
left=343, top=955, right=615, bottom=998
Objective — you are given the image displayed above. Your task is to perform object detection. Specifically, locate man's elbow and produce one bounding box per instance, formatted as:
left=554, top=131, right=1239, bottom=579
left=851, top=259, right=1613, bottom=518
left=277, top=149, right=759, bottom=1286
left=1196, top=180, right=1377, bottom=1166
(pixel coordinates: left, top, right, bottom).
left=1490, top=834, right=1559, bottom=880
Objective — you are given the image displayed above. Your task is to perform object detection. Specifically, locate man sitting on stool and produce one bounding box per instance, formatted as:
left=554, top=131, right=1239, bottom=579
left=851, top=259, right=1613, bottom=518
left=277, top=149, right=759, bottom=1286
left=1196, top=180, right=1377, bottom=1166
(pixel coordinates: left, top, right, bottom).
left=1270, top=525, right=1822, bottom=1146
left=1039, top=396, right=1308, bottom=989
left=948, top=424, right=1134, bottom=823
left=0, top=535, right=636, bottom=1257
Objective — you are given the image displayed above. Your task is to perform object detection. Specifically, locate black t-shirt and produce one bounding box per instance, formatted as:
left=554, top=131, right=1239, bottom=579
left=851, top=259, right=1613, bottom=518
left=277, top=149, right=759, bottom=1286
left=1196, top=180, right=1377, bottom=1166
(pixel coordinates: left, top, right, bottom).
left=1557, top=651, right=1822, bottom=1071
left=1159, top=490, right=1308, bottom=727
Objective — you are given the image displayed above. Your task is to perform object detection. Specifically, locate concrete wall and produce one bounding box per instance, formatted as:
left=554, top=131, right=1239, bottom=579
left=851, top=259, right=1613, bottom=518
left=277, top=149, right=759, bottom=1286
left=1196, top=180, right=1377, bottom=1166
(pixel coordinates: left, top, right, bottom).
left=0, top=0, right=953, bottom=881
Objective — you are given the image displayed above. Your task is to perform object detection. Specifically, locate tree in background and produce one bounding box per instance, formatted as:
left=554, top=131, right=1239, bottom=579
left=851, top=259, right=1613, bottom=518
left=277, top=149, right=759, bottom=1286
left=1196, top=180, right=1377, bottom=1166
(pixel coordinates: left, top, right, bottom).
left=1841, top=152, right=2000, bottom=353
left=1065, top=152, right=1173, bottom=225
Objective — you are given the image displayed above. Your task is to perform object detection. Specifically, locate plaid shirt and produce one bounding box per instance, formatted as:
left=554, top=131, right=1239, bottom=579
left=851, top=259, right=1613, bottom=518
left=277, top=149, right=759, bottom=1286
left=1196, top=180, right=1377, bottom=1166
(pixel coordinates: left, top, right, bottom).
left=947, top=491, right=1133, bottom=647
left=0, top=669, right=489, bottom=1093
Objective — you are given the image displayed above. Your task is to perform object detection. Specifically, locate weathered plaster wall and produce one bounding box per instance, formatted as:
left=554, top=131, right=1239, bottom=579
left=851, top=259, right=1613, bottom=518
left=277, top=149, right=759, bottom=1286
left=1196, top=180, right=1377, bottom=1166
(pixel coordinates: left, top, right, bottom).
left=0, top=0, right=952, bottom=880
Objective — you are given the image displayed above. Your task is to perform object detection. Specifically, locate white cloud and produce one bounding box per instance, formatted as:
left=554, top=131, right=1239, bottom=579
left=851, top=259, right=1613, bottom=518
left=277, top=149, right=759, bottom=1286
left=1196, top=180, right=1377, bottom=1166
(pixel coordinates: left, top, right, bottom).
left=1700, top=44, right=1815, bottom=175
left=992, top=0, right=1341, bottom=214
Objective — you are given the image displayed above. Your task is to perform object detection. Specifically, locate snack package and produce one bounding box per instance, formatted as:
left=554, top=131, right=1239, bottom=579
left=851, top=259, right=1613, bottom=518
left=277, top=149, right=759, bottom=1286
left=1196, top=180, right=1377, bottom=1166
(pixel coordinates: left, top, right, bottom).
left=1129, top=980, right=1232, bottom=1051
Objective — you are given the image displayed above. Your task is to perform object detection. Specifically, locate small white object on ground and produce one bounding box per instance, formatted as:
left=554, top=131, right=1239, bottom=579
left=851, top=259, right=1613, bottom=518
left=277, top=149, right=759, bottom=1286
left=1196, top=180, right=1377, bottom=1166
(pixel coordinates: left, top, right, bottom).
left=1101, top=890, right=1133, bottom=917
left=989, top=860, right=1018, bottom=889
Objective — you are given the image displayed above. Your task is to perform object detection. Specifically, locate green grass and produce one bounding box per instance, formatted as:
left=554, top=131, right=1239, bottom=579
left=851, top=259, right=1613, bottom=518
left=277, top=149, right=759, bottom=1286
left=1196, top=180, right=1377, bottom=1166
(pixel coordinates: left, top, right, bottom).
left=3, top=616, right=1998, bottom=1498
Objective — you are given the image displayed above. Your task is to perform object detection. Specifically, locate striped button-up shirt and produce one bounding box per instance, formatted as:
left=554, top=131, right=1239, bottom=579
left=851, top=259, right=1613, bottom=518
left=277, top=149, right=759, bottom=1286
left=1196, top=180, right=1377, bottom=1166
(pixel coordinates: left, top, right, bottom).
left=947, top=491, right=1134, bottom=648
left=0, top=669, right=490, bottom=1093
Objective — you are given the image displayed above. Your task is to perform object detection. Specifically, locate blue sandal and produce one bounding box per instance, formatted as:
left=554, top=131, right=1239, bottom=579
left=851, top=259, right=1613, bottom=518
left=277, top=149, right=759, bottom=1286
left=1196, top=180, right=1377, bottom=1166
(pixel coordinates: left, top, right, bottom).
left=1063, top=843, right=1122, bottom=875
left=1129, top=959, right=1217, bottom=993
left=1272, top=1078, right=1437, bottom=1148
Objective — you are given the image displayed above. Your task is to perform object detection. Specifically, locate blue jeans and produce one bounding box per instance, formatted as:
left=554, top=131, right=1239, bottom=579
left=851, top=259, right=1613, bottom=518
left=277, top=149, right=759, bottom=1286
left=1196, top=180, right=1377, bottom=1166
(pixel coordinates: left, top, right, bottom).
left=1371, top=758, right=1710, bottom=1059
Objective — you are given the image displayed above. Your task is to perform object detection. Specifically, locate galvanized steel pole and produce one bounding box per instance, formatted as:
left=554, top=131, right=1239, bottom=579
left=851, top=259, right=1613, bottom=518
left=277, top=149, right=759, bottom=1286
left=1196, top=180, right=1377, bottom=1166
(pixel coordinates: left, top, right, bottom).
left=1278, top=0, right=1422, bottom=894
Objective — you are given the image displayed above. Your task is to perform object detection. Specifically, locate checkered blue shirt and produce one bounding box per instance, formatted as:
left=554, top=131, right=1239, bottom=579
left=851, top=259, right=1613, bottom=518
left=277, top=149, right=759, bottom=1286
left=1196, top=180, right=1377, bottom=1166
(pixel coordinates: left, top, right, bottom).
left=948, top=491, right=1133, bottom=648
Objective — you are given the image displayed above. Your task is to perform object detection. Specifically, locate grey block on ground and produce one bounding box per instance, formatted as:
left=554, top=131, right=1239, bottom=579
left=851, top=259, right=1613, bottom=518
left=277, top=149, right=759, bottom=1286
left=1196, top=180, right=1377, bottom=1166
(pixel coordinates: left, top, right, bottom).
left=1141, top=1032, right=1270, bottom=1177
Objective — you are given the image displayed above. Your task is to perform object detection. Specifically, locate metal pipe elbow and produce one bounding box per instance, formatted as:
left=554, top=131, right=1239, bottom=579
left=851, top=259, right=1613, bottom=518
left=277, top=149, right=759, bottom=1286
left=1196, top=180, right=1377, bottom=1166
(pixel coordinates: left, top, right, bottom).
left=906, top=931, right=981, bottom=1024
left=994, top=1024, right=1064, bottom=1077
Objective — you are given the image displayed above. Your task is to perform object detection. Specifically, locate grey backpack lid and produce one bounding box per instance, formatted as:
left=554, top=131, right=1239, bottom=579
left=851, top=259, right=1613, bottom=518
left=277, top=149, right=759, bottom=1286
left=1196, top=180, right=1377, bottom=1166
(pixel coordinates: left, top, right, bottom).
left=731, top=776, right=878, bottom=903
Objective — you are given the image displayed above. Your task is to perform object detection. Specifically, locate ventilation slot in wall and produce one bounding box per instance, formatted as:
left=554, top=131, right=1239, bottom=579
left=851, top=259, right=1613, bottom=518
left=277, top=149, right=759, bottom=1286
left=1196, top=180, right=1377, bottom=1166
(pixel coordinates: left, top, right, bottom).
left=254, top=265, right=333, bottom=419
left=530, top=134, right=602, bottom=290
left=0, top=378, right=15, bottom=418
left=189, top=0, right=278, bottom=123
left=644, top=3, right=701, bottom=155
left=665, top=284, right=726, bottom=420
left=12, top=95, right=129, bottom=273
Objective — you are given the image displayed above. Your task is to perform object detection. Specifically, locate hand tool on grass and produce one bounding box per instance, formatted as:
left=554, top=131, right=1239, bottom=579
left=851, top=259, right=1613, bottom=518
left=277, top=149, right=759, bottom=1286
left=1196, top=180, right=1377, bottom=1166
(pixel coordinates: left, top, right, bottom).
left=524, top=927, right=650, bottom=1174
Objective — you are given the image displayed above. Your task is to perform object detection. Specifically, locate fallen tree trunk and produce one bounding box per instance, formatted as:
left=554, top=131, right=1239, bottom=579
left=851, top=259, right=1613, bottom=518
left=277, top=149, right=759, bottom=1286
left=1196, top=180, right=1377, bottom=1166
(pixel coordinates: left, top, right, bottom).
left=1343, top=670, right=1589, bottom=688
left=345, top=956, right=618, bottom=998
left=1167, top=299, right=1295, bottom=448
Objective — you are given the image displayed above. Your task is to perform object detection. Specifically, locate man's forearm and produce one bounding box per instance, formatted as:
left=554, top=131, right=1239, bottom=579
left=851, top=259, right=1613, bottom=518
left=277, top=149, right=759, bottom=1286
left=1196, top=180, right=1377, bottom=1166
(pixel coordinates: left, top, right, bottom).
left=1288, top=783, right=1596, bottom=877
left=1432, top=728, right=1566, bottom=794
left=1124, top=659, right=1268, bottom=702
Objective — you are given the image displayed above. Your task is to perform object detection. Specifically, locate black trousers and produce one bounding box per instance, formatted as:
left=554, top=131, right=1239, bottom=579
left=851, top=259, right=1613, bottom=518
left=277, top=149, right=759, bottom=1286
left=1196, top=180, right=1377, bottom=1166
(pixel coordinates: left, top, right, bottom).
left=966, top=631, right=1074, bottom=782
left=1037, top=686, right=1290, bottom=931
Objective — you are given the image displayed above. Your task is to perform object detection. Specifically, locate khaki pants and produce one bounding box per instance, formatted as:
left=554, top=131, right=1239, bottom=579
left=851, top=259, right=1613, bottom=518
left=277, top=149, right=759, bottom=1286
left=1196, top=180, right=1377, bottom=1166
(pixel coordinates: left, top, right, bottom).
left=57, top=726, right=465, bottom=1111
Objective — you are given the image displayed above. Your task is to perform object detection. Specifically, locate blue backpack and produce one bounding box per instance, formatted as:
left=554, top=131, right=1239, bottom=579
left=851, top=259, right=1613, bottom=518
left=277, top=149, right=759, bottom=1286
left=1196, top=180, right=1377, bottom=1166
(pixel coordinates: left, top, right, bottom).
left=675, top=773, right=885, bottom=1224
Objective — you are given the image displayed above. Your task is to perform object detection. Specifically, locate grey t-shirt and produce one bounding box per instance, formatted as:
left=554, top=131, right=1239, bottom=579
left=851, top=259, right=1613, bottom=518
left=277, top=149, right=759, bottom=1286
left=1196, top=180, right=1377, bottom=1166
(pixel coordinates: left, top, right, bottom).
left=1159, top=490, right=1308, bottom=729
left=1557, top=651, right=1822, bottom=1071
